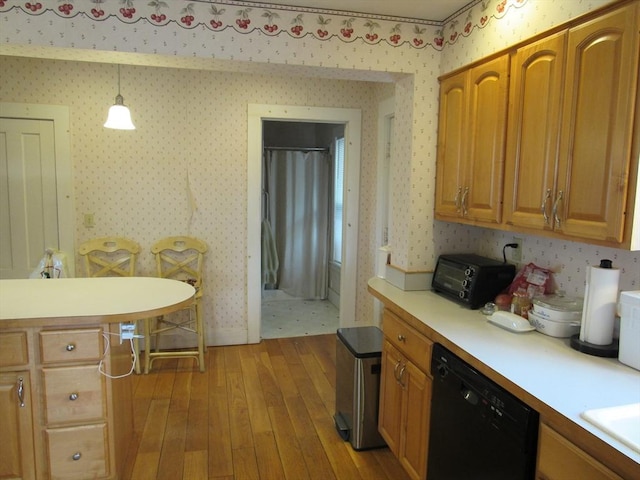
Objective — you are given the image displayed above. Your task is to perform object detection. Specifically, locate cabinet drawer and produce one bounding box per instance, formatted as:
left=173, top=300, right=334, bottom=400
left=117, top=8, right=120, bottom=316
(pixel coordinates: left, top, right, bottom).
left=40, top=329, right=102, bottom=364
left=42, top=365, right=105, bottom=424
left=383, top=310, right=432, bottom=373
left=0, top=332, right=29, bottom=368
left=46, top=423, right=109, bottom=480
left=537, top=423, right=623, bottom=480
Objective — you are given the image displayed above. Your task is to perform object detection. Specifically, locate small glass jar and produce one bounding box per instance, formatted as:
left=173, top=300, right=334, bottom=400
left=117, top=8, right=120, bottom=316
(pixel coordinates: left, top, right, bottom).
left=511, top=292, right=532, bottom=318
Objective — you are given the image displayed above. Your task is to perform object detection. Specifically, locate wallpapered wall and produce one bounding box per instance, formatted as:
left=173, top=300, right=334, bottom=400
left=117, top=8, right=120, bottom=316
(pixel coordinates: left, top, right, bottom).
left=0, top=56, right=384, bottom=344
left=1, top=0, right=638, bottom=346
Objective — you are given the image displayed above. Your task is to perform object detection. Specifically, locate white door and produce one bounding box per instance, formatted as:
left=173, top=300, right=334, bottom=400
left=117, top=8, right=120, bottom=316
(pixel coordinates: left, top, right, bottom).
left=0, top=117, right=61, bottom=278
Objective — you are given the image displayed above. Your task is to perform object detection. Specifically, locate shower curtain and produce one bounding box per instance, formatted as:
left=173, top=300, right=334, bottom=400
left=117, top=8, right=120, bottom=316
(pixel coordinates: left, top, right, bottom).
left=264, top=149, right=330, bottom=300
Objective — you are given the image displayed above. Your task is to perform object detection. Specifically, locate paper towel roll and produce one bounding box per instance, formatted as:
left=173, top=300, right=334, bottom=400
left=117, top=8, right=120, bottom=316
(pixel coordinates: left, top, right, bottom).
left=579, top=262, right=620, bottom=345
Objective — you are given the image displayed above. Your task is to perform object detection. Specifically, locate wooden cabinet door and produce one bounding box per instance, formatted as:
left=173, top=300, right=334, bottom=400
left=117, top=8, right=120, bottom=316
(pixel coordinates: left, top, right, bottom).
left=504, top=32, right=566, bottom=231
left=465, top=54, right=510, bottom=224
left=398, top=360, right=431, bottom=480
left=378, top=340, right=403, bottom=454
left=0, top=371, right=36, bottom=480
left=536, top=423, right=623, bottom=480
left=555, top=3, right=639, bottom=242
left=435, top=71, right=468, bottom=220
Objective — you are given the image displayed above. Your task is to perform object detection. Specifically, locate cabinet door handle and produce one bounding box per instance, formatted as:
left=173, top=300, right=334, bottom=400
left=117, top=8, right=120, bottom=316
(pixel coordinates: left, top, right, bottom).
left=69, top=392, right=79, bottom=401
left=66, top=343, right=76, bottom=351
left=552, top=190, right=564, bottom=227
left=398, top=364, right=407, bottom=388
left=461, top=186, right=469, bottom=216
left=454, top=186, right=462, bottom=212
left=17, top=376, right=25, bottom=408
left=397, top=334, right=406, bottom=342
left=72, top=452, right=82, bottom=461
left=393, top=359, right=402, bottom=382
left=540, top=188, right=552, bottom=224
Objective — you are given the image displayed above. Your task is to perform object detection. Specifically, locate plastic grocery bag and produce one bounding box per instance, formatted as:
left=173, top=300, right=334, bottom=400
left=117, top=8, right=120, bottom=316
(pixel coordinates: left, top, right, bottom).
left=507, top=262, right=556, bottom=298
left=29, top=248, right=69, bottom=279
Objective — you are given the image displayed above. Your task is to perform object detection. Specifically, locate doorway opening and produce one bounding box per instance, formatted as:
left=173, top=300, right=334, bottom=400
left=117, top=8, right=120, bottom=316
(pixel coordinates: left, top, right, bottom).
left=247, top=105, right=362, bottom=343
left=261, top=121, right=343, bottom=338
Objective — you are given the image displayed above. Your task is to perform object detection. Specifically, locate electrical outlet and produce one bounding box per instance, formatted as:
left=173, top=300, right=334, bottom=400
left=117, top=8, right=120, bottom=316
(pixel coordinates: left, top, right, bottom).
left=512, top=237, right=523, bottom=262
left=83, top=213, right=95, bottom=228
left=119, top=323, right=135, bottom=343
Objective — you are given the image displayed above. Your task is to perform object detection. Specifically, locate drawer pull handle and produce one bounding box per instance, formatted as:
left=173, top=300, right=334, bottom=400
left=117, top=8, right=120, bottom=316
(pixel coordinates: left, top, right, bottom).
left=66, top=343, right=76, bottom=352
left=72, top=452, right=82, bottom=461
left=17, top=377, right=25, bottom=407
left=397, top=334, right=406, bottom=342
left=69, top=392, right=79, bottom=401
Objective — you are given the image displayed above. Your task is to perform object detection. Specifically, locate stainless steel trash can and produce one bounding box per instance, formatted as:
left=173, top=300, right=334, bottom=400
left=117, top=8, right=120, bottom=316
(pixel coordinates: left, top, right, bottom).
left=334, top=326, right=386, bottom=450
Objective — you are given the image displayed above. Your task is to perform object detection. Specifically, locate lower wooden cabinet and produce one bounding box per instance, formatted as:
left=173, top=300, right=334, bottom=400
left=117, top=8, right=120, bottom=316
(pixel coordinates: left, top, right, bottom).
left=46, top=424, right=109, bottom=480
left=536, top=422, right=624, bottom=480
left=379, top=310, right=432, bottom=480
left=0, top=371, right=36, bottom=480
left=373, top=293, right=638, bottom=480
left=0, top=326, right=133, bottom=480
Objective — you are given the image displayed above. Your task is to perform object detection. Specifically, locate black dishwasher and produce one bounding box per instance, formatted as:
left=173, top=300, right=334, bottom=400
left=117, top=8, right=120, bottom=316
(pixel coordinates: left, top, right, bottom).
left=427, top=344, right=539, bottom=480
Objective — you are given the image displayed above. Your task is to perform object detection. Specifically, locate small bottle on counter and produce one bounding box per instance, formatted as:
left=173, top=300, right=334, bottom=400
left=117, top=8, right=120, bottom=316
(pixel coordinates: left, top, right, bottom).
left=511, top=292, right=532, bottom=319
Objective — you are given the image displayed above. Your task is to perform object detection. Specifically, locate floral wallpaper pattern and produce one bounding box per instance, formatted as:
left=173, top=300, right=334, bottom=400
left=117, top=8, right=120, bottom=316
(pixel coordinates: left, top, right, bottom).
left=0, top=0, right=531, bottom=51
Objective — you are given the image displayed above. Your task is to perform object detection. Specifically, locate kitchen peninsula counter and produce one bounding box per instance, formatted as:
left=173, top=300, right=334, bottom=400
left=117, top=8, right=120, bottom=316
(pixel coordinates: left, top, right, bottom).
left=0, top=277, right=195, bottom=480
left=368, top=276, right=640, bottom=478
left=0, top=276, right=195, bottom=327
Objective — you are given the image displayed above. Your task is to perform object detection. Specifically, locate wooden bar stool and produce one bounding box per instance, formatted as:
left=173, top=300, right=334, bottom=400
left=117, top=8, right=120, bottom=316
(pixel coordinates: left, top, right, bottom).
left=77, top=236, right=142, bottom=373
left=144, top=236, right=207, bottom=373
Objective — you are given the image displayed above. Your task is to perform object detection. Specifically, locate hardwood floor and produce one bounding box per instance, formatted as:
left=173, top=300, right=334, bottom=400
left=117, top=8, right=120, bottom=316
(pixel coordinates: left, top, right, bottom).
left=122, top=334, right=411, bottom=480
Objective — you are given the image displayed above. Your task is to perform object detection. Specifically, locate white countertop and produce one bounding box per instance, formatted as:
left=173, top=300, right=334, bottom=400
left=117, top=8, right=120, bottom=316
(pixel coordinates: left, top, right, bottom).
left=0, top=277, right=195, bottom=326
left=368, top=276, right=640, bottom=465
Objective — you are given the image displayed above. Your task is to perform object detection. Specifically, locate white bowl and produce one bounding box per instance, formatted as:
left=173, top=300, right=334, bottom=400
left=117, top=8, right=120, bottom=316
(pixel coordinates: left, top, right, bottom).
left=528, top=310, right=581, bottom=338
left=532, top=295, right=583, bottom=321
left=532, top=304, right=582, bottom=321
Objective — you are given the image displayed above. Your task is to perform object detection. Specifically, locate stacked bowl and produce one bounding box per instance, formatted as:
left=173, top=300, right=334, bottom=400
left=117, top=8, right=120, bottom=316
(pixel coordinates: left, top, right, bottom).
left=529, top=294, right=583, bottom=338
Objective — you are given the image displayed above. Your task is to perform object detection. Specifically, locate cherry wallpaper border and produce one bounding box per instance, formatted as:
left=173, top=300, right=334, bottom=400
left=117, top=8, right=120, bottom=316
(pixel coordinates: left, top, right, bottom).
left=1, top=0, right=529, bottom=51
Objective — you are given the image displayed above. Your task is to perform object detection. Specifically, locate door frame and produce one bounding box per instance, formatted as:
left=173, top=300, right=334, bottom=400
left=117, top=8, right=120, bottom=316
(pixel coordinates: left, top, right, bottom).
left=0, top=102, right=75, bottom=276
left=373, top=97, right=395, bottom=325
left=247, top=104, right=362, bottom=343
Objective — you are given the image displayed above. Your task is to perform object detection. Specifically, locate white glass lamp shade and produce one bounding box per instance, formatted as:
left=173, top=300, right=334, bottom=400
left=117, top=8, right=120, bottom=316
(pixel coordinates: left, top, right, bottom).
left=104, top=94, right=135, bottom=130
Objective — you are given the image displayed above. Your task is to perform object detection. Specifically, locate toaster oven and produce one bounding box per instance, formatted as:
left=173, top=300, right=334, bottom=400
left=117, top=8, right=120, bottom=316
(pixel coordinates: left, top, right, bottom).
left=432, top=254, right=515, bottom=309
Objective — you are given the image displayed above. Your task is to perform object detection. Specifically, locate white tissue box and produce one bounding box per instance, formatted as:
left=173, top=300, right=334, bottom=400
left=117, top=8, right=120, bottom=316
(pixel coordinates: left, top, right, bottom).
left=618, top=291, right=640, bottom=371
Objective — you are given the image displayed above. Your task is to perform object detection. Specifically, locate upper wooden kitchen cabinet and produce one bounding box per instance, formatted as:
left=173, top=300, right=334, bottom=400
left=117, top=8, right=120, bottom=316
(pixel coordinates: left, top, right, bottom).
left=504, top=2, right=640, bottom=245
left=556, top=2, right=639, bottom=243
left=435, top=54, right=509, bottom=225
left=503, top=32, right=566, bottom=232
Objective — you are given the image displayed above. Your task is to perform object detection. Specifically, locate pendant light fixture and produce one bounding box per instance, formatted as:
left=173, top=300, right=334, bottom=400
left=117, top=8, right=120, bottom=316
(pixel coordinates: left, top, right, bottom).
left=104, top=64, right=135, bottom=130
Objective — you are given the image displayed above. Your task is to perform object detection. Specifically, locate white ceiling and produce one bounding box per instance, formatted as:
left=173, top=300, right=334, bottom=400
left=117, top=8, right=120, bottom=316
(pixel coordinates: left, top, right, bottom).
left=242, top=0, right=474, bottom=22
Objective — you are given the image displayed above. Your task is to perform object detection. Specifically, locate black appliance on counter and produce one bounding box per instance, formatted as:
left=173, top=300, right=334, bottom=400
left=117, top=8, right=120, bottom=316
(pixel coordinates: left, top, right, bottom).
left=432, top=253, right=515, bottom=309
left=427, top=344, right=539, bottom=480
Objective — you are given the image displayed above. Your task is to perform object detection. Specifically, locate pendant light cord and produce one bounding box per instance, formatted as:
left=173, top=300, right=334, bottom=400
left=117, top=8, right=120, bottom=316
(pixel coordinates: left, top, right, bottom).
left=117, top=64, right=122, bottom=96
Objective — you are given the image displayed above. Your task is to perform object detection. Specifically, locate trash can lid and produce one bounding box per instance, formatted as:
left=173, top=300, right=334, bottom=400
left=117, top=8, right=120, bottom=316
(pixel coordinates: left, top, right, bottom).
left=337, top=326, right=383, bottom=358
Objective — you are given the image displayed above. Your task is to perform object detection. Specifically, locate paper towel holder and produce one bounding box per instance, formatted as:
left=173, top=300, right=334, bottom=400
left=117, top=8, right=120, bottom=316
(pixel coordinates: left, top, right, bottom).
left=570, top=334, right=619, bottom=357
left=570, top=258, right=619, bottom=357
